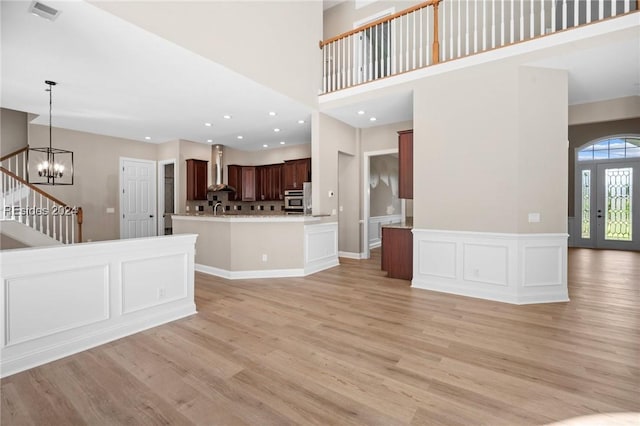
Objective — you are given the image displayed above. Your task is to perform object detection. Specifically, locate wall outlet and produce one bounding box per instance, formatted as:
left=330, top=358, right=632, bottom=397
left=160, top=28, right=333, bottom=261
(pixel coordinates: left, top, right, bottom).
left=158, top=287, right=166, bottom=299
left=106, top=207, right=115, bottom=213
left=528, top=212, right=541, bottom=223
left=261, top=254, right=268, bottom=262
left=186, top=206, right=190, bottom=211
left=331, top=209, right=337, bottom=215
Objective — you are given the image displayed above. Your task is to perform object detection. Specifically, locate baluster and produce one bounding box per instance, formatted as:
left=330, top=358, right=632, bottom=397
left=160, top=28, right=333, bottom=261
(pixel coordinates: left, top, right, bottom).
left=347, top=35, right=352, bottom=88
left=46, top=199, right=50, bottom=237
left=400, top=14, right=404, bottom=72
left=529, top=0, right=534, bottom=37
left=406, top=14, right=410, bottom=70
left=491, top=0, right=496, bottom=48
left=442, top=1, right=447, bottom=59
left=624, top=0, right=630, bottom=13
left=339, top=37, right=343, bottom=88
left=611, top=0, right=617, bottom=16
left=541, top=0, right=546, bottom=35
left=598, top=0, right=604, bottom=22
left=369, top=26, right=373, bottom=80
left=410, top=12, right=415, bottom=68
left=464, top=0, right=469, bottom=56
left=457, top=0, right=461, bottom=58
left=449, top=0, right=454, bottom=58
left=58, top=212, right=62, bottom=243
left=322, top=45, right=326, bottom=93
left=387, top=19, right=391, bottom=75
left=574, top=0, right=580, bottom=27
left=65, top=215, right=70, bottom=244
left=426, top=7, right=431, bottom=65
left=391, top=20, right=397, bottom=73
left=482, top=0, right=487, bottom=50
left=22, top=152, right=26, bottom=180
left=520, top=0, right=525, bottom=40
left=499, top=0, right=504, bottom=46
left=474, top=0, right=478, bottom=53
left=551, top=0, right=557, bottom=31
left=419, top=8, right=424, bottom=67
left=375, top=23, right=379, bottom=79
left=52, top=205, right=57, bottom=241
left=586, top=0, right=592, bottom=23
left=509, top=0, right=514, bottom=43
left=71, top=211, right=75, bottom=244
left=39, top=194, right=43, bottom=232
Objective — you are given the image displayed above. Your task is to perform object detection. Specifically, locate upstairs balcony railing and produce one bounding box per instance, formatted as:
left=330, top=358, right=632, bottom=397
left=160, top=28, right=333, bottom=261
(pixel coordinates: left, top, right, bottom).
left=320, top=0, right=638, bottom=94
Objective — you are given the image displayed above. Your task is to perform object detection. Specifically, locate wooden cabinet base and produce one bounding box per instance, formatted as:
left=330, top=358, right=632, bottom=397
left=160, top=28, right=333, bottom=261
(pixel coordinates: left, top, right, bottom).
left=381, top=227, right=413, bottom=280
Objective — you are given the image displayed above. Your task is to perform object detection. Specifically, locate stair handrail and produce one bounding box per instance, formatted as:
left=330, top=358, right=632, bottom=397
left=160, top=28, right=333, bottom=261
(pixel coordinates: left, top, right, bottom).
left=319, top=0, right=442, bottom=50
left=0, top=146, right=29, bottom=162
left=1, top=165, right=83, bottom=243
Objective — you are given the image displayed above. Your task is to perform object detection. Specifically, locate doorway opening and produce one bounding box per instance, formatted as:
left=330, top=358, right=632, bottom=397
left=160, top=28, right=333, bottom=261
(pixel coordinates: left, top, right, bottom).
left=158, top=160, right=177, bottom=236
left=362, top=149, right=405, bottom=260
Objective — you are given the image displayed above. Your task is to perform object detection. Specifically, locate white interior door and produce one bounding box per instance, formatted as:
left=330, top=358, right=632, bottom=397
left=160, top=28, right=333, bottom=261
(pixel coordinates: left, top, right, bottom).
left=594, top=161, right=640, bottom=250
left=120, top=158, right=156, bottom=239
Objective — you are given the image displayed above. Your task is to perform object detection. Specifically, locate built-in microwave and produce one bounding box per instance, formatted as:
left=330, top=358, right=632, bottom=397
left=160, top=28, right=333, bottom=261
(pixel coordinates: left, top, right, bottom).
left=284, top=189, right=304, bottom=212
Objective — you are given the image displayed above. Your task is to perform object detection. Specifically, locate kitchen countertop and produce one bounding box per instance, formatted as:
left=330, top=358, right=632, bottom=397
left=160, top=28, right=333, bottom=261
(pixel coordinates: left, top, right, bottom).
left=172, top=213, right=324, bottom=223
left=381, top=217, right=413, bottom=230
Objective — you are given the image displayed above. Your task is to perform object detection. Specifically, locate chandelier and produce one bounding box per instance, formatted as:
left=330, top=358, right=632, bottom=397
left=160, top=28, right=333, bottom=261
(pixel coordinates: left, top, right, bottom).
left=29, top=80, right=74, bottom=185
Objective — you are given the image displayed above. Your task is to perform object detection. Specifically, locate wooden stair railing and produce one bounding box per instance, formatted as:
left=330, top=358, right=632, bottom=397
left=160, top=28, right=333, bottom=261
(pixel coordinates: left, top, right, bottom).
left=319, top=0, right=639, bottom=94
left=1, top=147, right=82, bottom=244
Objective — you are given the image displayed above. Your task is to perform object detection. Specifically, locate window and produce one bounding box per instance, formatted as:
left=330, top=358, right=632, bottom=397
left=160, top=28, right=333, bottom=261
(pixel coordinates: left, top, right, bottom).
left=578, top=137, right=640, bottom=161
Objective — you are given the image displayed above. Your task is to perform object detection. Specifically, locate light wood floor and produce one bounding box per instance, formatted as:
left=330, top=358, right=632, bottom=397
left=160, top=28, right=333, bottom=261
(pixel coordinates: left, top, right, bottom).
left=2, top=248, right=639, bottom=425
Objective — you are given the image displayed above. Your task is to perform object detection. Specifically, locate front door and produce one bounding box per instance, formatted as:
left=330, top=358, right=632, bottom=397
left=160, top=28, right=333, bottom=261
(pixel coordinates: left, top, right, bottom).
left=594, top=162, right=640, bottom=250
left=120, top=158, right=156, bottom=239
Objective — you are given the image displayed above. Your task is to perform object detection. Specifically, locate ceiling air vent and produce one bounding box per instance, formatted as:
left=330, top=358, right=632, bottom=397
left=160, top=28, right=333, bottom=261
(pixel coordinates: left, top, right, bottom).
left=29, top=1, right=61, bottom=21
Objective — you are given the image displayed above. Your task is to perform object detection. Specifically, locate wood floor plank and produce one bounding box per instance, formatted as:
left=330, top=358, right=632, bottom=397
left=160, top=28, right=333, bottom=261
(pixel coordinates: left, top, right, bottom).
left=1, top=247, right=639, bottom=425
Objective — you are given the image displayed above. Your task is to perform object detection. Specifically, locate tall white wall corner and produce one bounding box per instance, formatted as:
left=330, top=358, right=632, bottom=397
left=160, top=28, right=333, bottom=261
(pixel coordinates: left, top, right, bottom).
left=0, top=234, right=198, bottom=378
left=411, top=229, right=569, bottom=305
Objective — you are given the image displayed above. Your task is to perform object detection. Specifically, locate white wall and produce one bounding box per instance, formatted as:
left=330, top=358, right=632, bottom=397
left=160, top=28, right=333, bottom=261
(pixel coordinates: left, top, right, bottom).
left=93, top=1, right=323, bottom=108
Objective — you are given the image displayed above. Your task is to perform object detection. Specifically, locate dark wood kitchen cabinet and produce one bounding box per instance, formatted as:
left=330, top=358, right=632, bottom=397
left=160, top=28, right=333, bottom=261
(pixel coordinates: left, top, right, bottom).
left=257, top=164, right=283, bottom=201
left=283, top=158, right=311, bottom=190
left=241, top=166, right=256, bottom=201
left=186, top=159, right=208, bottom=201
left=381, top=226, right=413, bottom=280
left=228, top=165, right=256, bottom=201
left=398, top=130, right=413, bottom=199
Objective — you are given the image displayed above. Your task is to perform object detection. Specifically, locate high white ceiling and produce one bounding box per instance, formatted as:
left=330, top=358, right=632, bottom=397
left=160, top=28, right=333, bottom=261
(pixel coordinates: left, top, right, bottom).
left=1, top=0, right=312, bottom=151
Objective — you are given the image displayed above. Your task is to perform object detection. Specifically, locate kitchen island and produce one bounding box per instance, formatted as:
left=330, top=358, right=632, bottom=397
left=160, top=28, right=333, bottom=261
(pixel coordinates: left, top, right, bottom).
left=172, top=214, right=338, bottom=279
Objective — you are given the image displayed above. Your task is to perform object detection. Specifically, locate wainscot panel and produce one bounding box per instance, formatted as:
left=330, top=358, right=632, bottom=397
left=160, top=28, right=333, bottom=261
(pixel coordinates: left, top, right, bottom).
left=412, top=229, right=568, bottom=304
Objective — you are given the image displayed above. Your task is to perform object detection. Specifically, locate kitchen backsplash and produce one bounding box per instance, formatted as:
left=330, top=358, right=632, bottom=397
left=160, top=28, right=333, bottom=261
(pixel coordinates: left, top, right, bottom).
left=186, top=191, right=285, bottom=215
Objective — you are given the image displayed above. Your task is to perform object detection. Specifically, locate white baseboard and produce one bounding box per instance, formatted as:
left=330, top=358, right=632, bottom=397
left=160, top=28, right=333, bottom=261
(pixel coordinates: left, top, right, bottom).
left=338, top=251, right=364, bottom=259
left=412, top=229, right=569, bottom=305
left=196, top=258, right=339, bottom=280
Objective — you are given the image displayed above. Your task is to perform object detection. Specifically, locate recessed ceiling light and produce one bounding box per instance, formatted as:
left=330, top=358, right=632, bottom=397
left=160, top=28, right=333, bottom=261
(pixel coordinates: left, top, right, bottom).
left=223, top=115, right=232, bottom=119
left=263, top=144, right=269, bottom=148
left=280, top=141, right=286, bottom=145
left=268, top=111, right=277, bottom=116
left=357, top=110, right=365, bottom=115
left=144, top=136, right=151, bottom=140
left=274, top=128, right=280, bottom=132
left=297, top=120, right=305, bottom=124
left=207, top=139, right=213, bottom=143
left=237, top=135, right=243, bottom=140
left=204, top=122, right=212, bottom=127
left=369, top=117, right=377, bottom=122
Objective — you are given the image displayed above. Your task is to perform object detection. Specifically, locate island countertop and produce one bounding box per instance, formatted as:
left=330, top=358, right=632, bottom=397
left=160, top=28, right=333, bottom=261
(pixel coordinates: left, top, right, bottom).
left=171, top=213, right=323, bottom=223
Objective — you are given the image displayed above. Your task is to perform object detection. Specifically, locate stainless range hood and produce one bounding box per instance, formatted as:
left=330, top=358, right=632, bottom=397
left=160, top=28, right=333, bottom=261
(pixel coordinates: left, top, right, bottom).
left=207, top=145, right=236, bottom=192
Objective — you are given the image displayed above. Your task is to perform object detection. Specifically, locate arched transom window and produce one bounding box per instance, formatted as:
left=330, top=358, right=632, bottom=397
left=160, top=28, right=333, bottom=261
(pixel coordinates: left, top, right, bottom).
left=578, top=136, right=640, bottom=161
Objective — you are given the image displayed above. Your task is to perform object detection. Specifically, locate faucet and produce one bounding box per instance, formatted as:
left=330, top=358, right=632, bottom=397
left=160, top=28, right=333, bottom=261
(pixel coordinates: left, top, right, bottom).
left=213, top=201, right=223, bottom=216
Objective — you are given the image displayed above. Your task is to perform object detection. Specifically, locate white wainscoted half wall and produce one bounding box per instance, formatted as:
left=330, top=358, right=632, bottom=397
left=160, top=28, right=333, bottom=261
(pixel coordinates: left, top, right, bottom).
left=412, top=229, right=569, bottom=304
left=0, top=234, right=198, bottom=377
